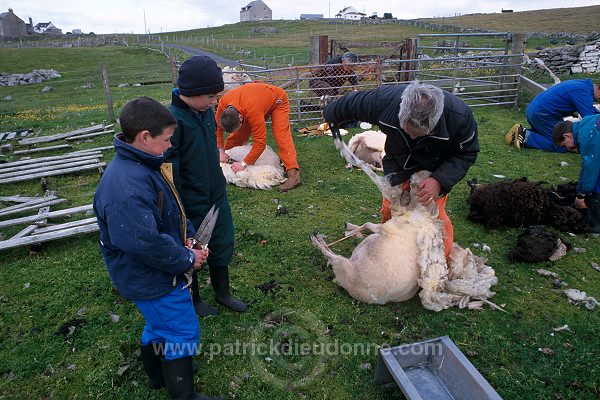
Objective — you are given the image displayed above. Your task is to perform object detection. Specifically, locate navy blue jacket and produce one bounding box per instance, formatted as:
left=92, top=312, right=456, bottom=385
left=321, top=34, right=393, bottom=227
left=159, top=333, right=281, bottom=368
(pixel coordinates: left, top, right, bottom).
left=94, top=135, right=196, bottom=300
left=527, top=79, right=599, bottom=122
left=323, top=85, right=479, bottom=192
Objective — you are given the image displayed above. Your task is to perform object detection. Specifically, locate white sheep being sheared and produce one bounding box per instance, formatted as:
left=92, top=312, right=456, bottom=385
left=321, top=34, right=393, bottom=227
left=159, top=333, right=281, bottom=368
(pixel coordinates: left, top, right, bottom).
left=220, top=145, right=286, bottom=189
left=310, top=131, right=499, bottom=311
left=347, top=130, right=386, bottom=171
left=222, top=66, right=252, bottom=94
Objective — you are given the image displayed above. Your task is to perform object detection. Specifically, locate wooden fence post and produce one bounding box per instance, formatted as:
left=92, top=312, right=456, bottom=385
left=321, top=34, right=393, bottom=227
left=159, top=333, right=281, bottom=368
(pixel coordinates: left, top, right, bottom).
left=309, top=35, right=328, bottom=65
left=503, top=32, right=526, bottom=107
left=100, top=64, right=116, bottom=123
left=170, top=56, right=179, bottom=86
left=400, top=38, right=416, bottom=82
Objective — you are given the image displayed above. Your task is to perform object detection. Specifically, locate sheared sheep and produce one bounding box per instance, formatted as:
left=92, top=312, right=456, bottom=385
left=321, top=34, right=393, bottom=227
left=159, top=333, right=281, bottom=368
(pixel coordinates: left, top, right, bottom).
left=311, top=130, right=499, bottom=311
left=220, top=145, right=286, bottom=189
left=222, top=66, right=252, bottom=94
left=466, top=178, right=588, bottom=233
left=508, top=225, right=570, bottom=263
left=347, top=130, right=386, bottom=171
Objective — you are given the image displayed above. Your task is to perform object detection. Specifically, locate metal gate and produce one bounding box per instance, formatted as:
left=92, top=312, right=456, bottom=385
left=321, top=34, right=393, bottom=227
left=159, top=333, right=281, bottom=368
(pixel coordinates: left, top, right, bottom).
left=414, top=32, right=522, bottom=107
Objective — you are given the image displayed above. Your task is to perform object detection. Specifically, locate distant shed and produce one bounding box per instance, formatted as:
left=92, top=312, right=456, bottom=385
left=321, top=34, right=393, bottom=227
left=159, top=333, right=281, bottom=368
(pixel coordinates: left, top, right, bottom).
left=300, top=14, right=324, bottom=20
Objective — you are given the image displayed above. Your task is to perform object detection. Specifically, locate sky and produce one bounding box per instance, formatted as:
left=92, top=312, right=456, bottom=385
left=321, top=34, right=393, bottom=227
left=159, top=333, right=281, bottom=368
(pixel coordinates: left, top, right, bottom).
left=3, top=0, right=599, bottom=34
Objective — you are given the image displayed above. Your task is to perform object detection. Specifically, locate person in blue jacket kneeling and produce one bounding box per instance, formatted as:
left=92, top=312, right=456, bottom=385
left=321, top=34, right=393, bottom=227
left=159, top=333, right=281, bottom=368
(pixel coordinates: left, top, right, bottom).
left=553, top=115, right=600, bottom=233
left=505, top=79, right=600, bottom=152
left=94, top=96, right=222, bottom=400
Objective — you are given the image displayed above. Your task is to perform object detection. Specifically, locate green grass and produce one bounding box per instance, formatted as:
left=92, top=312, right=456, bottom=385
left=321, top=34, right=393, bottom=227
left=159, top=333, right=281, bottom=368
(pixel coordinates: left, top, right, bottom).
left=1, top=30, right=600, bottom=400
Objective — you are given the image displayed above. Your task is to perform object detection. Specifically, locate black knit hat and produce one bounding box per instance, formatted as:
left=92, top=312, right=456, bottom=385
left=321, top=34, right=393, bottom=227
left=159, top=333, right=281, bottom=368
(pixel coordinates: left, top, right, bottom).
left=177, top=56, right=224, bottom=96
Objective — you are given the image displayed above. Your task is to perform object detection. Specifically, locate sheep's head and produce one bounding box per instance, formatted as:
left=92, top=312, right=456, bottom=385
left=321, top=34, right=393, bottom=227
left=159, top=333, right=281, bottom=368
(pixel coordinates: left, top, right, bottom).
left=383, top=176, right=411, bottom=217
left=387, top=170, right=437, bottom=218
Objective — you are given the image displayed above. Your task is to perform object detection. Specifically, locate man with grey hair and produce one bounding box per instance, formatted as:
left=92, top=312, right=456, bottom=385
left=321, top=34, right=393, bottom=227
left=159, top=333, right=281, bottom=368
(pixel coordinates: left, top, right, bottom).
left=323, top=81, right=479, bottom=258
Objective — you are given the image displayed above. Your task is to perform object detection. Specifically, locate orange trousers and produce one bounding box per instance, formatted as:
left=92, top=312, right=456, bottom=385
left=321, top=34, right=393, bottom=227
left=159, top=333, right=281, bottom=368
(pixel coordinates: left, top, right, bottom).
left=381, top=191, right=454, bottom=260
left=224, top=93, right=299, bottom=171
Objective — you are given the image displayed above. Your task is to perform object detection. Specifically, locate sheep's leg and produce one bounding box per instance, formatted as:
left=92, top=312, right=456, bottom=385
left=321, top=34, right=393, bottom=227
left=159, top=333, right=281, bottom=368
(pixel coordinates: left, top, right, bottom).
left=310, top=234, right=343, bottom=260
left=369, top=163, right=384, bottom=173
left=344, top=222, right=383, bottom=237
left=332, top=128, right=387, bottom=194
left=310, top=234, right=359, bottom=291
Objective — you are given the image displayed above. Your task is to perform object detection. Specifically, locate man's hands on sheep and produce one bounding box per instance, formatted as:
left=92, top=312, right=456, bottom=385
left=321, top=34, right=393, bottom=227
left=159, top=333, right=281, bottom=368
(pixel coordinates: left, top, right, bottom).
left=416, top=177, right=442, bottom=206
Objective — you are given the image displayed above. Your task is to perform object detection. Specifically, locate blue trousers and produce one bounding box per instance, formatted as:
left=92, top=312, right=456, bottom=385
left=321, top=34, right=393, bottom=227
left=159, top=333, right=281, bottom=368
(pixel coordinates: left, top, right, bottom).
left=525, top=108, right=568, bottom=153
left=134, top=281, right=200, bottom=360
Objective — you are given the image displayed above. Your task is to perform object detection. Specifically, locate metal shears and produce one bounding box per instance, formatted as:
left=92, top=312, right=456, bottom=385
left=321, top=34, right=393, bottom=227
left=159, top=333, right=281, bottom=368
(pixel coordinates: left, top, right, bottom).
left=190, top=205, right=220, bottom=250
left=181, top=205, right=220, bottom=289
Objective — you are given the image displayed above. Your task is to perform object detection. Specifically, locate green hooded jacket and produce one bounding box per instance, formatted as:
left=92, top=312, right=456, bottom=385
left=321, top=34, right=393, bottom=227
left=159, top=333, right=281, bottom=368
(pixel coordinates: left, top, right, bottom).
left=166, top=89, right=233, bottom=266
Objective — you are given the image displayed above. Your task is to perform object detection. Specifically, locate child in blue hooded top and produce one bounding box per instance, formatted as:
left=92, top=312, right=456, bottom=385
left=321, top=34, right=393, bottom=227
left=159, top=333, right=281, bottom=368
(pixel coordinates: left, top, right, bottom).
left=553, top=115, right=600, bottom=233
left=94, top=96, right=222, bottom=400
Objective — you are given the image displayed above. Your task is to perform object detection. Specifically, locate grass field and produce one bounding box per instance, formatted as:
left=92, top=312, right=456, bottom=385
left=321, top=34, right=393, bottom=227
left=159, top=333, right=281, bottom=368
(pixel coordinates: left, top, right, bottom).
left=421, top=5, right=600, bottom=36
left=1, top=19, right=600, bottom=400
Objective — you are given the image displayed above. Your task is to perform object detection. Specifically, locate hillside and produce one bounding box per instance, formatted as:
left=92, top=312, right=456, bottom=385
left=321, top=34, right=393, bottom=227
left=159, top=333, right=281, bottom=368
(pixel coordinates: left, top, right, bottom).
left=420, top=5, right=600, bottom=35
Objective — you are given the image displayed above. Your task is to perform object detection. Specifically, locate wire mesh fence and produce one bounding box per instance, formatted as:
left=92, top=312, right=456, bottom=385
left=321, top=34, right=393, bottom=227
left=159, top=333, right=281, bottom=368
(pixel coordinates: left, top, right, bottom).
left=236, top=53, right=522, bottom=123
left=0, top=38, right=522, bottom=130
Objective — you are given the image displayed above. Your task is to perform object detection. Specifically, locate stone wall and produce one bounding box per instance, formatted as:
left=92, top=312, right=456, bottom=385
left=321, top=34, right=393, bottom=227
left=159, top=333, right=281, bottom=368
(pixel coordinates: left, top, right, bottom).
left=528, top=40, right=600, bottom=75
left=0, top=69, right=61, bottom=86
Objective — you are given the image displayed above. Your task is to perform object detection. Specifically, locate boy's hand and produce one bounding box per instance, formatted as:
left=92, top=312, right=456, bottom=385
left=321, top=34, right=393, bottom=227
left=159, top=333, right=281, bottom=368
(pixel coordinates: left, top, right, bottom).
left=575, top=197, right=588, bottom=209
left=219, top=148, right=230, bottom=163
left=192, top=248, right=209, bottom=269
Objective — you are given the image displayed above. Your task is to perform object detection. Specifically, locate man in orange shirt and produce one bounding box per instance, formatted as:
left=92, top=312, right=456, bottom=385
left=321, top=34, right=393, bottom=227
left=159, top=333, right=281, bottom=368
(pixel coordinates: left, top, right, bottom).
left=216, top=82, right=301, bottom=192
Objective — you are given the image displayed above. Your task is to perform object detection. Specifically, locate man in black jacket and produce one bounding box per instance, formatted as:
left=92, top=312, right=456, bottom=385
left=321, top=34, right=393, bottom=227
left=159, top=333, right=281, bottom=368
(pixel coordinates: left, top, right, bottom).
left=323, top=81, right=479, bottom=258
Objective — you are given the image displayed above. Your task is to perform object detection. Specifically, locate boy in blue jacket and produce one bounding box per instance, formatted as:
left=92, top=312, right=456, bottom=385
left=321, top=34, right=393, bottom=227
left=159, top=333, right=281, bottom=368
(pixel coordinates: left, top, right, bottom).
left=553, top=115, right=600, bottom=233
left=94, top=97, right=222, bottom=400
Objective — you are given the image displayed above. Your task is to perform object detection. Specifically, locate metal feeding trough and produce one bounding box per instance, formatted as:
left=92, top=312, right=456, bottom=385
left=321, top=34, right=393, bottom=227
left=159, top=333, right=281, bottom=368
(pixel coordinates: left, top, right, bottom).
left=374, top=336, right=502, bottom=400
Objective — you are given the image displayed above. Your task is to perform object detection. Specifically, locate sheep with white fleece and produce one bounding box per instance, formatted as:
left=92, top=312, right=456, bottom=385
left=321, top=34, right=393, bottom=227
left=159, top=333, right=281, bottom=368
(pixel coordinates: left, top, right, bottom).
left=222, top=66, right=252, bottom=94
left=311, top=129, right=499, bottom=311
left=347, top=130, right=386, bottom=171
left=220, top=144, right=286, bottom=189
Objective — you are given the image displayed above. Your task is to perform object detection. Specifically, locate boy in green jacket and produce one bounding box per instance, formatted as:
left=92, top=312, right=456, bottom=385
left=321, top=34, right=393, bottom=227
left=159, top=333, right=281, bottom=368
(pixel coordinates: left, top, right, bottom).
left=165, top=56, right=248, bottom=316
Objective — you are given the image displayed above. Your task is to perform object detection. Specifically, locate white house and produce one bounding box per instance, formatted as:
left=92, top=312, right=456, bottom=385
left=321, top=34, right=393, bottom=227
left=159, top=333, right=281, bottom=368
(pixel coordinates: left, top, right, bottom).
left=335, top=6, right=366, bottom=20
left=33, top=22, right=62, bottom=34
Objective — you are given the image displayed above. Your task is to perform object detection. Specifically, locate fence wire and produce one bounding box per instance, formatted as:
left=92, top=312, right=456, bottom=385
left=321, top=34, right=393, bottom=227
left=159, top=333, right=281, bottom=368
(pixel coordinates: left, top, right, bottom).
left=238, top=53, right=522, bottom=123
left=0, top=51, right=522, bottom=130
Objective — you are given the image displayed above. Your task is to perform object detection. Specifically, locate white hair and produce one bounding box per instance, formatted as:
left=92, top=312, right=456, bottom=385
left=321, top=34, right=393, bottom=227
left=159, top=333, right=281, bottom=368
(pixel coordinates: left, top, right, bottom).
left=398, top=81, right=445, bottom=135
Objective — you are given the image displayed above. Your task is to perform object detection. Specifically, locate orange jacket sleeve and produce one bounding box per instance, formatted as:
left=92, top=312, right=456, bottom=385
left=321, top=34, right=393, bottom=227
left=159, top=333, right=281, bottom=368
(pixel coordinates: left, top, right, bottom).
left=215, top=102, right=226, bottom=148
left=242, top=110, right=267, bottom=165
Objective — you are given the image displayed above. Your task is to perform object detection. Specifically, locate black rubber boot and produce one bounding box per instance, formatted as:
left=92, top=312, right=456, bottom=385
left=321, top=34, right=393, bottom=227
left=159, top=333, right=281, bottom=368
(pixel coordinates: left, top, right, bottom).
left=190, top=271, right=219, bottom=317
left=209, top=265, right=248, bottom=312
left=161, top=356, right=223, bottom=400
left=140, top=344, right=165, bottom=389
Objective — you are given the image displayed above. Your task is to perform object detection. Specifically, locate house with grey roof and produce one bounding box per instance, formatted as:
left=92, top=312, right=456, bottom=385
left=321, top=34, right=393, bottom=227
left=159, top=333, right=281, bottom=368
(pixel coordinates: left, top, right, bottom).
left=0, top=8, right=27, bottom=38
left=240, top=0, right=272, bottom=22
left=34, top=22, right=62, bottom=35
left=335, top=6, right=366, bottom=20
